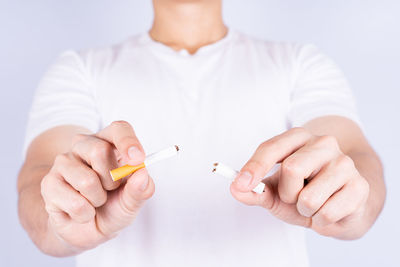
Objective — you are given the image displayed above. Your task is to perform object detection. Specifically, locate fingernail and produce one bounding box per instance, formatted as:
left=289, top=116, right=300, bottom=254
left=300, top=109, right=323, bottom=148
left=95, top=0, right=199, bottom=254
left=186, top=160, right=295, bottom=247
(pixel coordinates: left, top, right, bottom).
left=140, top=175, right=149, bottom=191
left=235, top=171, right=253, bottom=189
left=128, top=146, right=143, bottom=161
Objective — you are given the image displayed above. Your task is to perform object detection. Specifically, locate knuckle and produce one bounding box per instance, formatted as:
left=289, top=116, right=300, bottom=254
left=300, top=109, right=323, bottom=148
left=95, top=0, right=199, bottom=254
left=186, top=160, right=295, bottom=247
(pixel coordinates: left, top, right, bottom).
left=258, top=140, right=269, bottom=149
left=336, top=154, right=355, bottom=170
left=318, top=209, right=335, bottom=224
left=355, top=178, right=370, bottom=198
left=257, top=138, right=280, bottom=153
left=40, top=175, right=51, bottom=198
left=90, top=142, right=112, bottom=159
left=361, top=179, right=370, bottom=195
left=315, top=135, right=339, bottom=149
left=281, top=159, right=301, bottom=178
left=104, top=180, right=120, bottom=191
left=79, top=174, right=98, bottom=191
left=54, top=153, right=70, bottom=166
left=290, top=127, right=307, bottom=135
left=40, top=174, right=49, bottom=189
left=298, top=191, right=319, bottom=212
left=119, top=136, right=138, bottom=147
left=279, top=190, right=297, bottom=204
left=92, top=192, right=108, bottom=208
left=262, top=132, right=289, bottom=150
left=44, top=204, right=54, bottom=215
left=256, top=140, right=271, bottom=152
left=72, top=133, right=89, bottom=145
left=98, top=192, right=108, bottom=206
left=111, top=120, right=132, bottom=130
left=70, top=198, right=88, bottom=215
left=246, top=160, right=266, bottom=173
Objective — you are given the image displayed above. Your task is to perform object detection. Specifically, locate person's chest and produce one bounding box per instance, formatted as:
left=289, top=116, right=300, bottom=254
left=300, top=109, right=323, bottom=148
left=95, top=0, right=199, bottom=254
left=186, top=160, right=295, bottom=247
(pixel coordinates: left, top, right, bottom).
left=93, top=48, right=291, bottom=198
left=96, top=49, right=290, bottom=148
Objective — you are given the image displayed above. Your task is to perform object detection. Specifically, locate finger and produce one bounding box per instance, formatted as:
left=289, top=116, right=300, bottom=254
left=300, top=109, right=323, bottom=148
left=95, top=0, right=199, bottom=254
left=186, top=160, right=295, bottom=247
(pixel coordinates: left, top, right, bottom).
left=55, top=153, right=107, bottom=207
left=234, top=128, right=312, bottom=192
left=72, top=136, right=121, bottom=190
left=47, top=209, right=70, bottom=227
left=279, top=135, right=341, bottom=204
left=41, top=172, right=95, bottom=224
left=312, top=177, right=369, bottom=228
left=231, top=171, right=316, bottom=229
left=230, top=171, right=278, bottom=209
left=120, top=168, right=155, bottom=211
left=96, top=121, right=145, bottom=166
left=96, top=168, right=155, bottom=236
left=296, top=155, right=356, bottom=217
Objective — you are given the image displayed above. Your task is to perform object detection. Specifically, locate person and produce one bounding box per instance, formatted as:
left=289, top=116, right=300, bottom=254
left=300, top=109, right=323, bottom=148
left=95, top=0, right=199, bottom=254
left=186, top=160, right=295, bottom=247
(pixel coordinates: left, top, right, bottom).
left=17, top=0, right=386, bottom=266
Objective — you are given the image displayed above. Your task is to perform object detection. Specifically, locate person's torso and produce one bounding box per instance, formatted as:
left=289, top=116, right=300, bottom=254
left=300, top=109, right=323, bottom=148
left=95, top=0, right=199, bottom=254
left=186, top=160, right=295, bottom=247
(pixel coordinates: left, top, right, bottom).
left=77, top=30, right=309, bottom=267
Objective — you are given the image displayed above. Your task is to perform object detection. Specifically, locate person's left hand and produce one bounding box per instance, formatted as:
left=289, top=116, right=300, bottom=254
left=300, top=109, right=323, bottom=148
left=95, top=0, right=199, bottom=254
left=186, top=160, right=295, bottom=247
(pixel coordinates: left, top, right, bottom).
left=230, top=127, right=370, bottom=239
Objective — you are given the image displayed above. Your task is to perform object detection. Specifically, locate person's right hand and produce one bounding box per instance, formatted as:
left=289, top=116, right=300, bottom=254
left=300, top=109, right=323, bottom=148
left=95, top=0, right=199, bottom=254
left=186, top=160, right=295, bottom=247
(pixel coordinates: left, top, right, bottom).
left=40, top=121, right=155, bottom=252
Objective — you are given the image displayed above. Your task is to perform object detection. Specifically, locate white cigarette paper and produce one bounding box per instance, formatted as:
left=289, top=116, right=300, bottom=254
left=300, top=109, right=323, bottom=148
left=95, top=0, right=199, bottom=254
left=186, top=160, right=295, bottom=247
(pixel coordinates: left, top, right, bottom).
left=212, top=162, right=265, bottom=194
left=144, top=145, right=180, bottom=167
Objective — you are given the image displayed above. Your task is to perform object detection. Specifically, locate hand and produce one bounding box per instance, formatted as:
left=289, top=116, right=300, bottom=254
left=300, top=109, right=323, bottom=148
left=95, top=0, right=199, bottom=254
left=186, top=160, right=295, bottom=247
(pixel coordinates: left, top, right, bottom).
left=230, top=128, right=370, bottom=239
left=40, top=121, right=155, bottom=251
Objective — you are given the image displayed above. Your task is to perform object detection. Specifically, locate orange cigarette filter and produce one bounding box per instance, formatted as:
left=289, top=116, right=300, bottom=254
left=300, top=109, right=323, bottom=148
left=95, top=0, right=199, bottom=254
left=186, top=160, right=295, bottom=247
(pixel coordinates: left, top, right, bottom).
left=109, top=145, right=179, bottom=182
left=110, top=163, right=146, bottom=181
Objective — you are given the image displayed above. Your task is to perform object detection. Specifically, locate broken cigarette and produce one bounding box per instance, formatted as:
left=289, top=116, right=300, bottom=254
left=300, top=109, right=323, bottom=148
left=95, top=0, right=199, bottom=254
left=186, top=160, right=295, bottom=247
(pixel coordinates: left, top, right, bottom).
left=212, top=162, right=265, bottom=194
left=110, top=145, right=179, bottom=181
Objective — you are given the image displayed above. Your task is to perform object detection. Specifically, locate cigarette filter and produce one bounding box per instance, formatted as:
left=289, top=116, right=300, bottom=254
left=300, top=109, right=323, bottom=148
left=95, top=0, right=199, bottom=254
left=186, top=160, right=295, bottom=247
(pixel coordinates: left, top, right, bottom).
left=212, top=162, right=265, bottom=194
left=110, top=145, right=179, bottom=181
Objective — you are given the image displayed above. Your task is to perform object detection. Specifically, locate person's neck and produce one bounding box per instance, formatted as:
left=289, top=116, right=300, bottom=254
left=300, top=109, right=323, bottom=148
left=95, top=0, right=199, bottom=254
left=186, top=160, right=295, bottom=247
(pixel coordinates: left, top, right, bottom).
left=149, top=0, right=227, bottom=54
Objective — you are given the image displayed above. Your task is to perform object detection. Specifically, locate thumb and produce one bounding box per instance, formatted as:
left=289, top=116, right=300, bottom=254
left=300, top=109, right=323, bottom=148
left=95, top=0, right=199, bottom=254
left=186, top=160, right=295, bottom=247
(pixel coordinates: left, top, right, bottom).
left=96, top=168, right=155, bottom=236
left=260, top=170, right=280, bottom=209
left=230, top=171, right=279, bottom=208
left=232, top=170, right=312, bottom=228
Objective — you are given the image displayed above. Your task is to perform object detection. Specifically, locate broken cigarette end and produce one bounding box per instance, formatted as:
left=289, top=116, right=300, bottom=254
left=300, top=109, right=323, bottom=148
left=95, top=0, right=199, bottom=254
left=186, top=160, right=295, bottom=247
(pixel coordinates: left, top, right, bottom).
left=212, top=162, right=265, bottom=194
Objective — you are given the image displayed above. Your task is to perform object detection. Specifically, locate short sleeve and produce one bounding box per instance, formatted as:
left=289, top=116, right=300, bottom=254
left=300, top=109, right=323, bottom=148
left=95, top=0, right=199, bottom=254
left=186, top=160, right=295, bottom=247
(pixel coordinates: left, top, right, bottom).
left=288, top=44, right=361, bottom=127
left=23, top=51, right=100, bottom=157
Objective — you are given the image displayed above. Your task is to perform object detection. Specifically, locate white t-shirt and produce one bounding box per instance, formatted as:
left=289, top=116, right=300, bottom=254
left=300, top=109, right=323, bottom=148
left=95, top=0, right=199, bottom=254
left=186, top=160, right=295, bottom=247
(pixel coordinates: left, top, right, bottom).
left=24, top=29, right=360, bottom=267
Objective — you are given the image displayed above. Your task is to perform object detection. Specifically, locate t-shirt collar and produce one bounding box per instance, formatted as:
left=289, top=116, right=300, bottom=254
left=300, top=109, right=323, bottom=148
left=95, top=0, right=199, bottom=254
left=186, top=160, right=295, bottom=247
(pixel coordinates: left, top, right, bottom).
left=139, top=28, right=235, bottom=58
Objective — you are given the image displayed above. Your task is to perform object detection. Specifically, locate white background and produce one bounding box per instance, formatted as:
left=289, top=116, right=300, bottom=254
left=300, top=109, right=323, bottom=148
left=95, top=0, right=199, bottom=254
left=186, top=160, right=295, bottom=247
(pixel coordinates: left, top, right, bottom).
left=0, top=1, right=399, bottom=266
